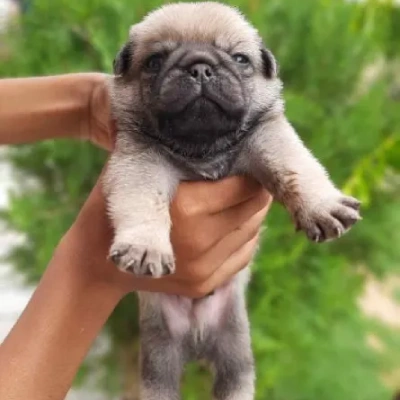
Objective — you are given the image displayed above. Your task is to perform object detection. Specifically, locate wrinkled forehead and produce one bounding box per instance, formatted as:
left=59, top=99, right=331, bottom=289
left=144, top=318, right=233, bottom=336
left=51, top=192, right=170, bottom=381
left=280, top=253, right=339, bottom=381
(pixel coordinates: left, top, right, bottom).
left=131, top=3, right=261, bottom=56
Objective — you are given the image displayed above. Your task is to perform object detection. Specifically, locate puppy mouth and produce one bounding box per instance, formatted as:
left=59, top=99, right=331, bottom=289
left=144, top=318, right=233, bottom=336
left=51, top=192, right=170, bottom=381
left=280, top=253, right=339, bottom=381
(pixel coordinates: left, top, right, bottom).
left=177, top=95, right=224, bottom=116
left=158, top=90, right=244, bottom=119
left=156, top=93, right=245, bottom=143
left=199, top=87, right=244, bottom=117
left=156, top=67, right=246, bottom=118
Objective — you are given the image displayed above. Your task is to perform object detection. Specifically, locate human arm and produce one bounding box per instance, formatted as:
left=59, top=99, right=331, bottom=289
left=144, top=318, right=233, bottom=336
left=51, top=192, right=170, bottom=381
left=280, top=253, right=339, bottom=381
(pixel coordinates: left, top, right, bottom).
left=0, top=73, right=110, bottom=147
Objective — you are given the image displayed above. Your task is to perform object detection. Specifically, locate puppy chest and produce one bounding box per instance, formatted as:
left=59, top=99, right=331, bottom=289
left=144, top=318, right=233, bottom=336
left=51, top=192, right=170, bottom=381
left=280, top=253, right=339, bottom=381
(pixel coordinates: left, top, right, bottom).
left=170, top=151, right=241, bottom=181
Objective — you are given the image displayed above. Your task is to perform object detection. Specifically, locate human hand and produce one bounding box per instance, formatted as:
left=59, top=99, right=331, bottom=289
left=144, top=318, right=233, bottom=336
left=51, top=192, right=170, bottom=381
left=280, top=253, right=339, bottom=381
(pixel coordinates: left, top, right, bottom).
left=55, top=173, right=271, bottom=298
left=85, top=73, right=115, bottom=151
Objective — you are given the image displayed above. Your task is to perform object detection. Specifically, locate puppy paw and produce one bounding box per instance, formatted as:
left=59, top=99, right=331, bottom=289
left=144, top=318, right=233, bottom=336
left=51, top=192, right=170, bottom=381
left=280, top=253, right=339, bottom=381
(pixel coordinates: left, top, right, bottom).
left=294, top=194, right=361, bottom=243
left=109, top=243, right=175, bottom=278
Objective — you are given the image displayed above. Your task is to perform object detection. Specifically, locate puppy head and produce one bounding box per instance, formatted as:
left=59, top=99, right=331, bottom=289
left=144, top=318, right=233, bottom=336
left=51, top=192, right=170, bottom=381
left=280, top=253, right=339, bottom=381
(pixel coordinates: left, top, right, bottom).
left=112, top=2, right=281, bottom=155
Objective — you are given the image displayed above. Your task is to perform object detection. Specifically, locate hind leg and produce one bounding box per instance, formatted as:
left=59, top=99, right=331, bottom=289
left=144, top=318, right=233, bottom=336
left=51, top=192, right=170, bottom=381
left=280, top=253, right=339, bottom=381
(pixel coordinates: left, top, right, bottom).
left=211, top=330, right=255, bottom=400
left=139, top=327, right=184, bottom=400
left=207, top=293, right=255, bottom=400
left=139, top=299, right=186, bottom=400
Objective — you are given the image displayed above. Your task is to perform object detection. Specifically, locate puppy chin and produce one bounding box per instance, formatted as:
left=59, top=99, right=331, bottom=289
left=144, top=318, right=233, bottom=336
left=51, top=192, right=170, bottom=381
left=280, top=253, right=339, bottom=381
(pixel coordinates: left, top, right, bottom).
left=158, top=97, right=244, bottom=141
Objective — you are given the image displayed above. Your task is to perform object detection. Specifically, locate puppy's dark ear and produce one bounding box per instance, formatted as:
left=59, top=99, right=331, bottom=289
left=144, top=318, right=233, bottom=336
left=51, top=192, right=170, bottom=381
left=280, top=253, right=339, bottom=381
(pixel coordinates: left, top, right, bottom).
left=113, top=42, right=132, bottom=76
left=260, top=46, right=278, bottom=79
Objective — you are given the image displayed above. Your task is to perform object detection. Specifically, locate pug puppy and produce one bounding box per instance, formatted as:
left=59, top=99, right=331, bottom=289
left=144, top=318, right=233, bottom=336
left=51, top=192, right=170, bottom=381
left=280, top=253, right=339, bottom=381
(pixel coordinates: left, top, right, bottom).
left=103, top=2, right=361, bottom=399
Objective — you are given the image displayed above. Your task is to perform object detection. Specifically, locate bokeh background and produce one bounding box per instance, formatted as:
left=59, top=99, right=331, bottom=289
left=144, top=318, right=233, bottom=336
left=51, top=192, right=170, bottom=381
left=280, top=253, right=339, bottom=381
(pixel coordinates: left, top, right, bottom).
left=1, top=0, right=400, bottom=399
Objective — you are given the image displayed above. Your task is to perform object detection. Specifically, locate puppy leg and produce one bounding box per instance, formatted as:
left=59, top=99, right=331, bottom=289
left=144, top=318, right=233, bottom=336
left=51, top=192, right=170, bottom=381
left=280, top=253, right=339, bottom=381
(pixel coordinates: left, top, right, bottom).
left=211, top=333, right=255, bottom=400
left=139, top=335, right=184, bottom=400
left=244, top=115, right=361, bottom=242
left=103, top=141, right=179, bottom=277
left=207, top=292, right=255, bottom=400
left=139, top=298, right=185, bottom=400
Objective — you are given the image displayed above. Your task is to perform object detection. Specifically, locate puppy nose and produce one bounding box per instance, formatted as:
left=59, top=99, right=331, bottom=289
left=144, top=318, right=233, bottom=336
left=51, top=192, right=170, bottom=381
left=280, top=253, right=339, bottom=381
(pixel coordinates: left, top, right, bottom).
left=189, top=63, right=214, bottom=81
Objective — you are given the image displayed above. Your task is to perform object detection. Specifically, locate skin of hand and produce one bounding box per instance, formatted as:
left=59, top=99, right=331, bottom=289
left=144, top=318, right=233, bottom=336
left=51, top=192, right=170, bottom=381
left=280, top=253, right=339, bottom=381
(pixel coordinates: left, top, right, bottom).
left=0, top=73, right=271, bottom=400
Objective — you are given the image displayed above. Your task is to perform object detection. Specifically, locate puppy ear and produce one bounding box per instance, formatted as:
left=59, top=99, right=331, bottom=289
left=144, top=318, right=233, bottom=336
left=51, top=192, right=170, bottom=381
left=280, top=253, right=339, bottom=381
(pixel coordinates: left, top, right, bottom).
left=260, top=46, right=278, bottom=79
left=113, top=42, right=133, bottom=76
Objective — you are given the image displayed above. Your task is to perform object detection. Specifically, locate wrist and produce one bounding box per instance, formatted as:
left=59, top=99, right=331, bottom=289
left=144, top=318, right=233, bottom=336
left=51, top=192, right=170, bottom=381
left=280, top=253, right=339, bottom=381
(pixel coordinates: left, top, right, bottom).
left=50, top=236, right=126, bottom=307
left=0, top=73, right=107, bottom=144
left=76, top=72, right=109, bottom=141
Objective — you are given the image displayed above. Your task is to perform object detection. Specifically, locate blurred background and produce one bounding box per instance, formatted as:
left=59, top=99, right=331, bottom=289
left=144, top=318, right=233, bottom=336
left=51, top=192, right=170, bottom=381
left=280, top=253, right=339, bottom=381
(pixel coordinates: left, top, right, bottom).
left=1, top=0, right=400, bottom=399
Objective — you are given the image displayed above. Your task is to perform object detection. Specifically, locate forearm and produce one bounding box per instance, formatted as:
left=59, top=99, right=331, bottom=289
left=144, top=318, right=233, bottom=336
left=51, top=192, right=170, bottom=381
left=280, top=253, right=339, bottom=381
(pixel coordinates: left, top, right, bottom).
left=0, top=73, right=103, bottom=145
left=0, top=251, right=123, bottom=400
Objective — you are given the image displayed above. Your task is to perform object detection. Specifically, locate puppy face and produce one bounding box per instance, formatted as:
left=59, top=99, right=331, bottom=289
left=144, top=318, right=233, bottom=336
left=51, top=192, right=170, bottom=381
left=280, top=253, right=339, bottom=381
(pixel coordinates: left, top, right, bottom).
left=112, top=2, right=281, bottom=156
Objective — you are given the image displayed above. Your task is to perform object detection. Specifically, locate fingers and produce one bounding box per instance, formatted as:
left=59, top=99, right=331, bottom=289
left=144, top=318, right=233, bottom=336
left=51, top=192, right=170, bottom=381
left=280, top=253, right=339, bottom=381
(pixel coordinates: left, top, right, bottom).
left=92, top=117, right=116, bottom=151
left=116, top=205, right=268, bottom=297
left=129, top=231, right=261, bottom=298
left=87, top=74, right=115, bottom=151
left=177, top=205, right=268, bottom=283
left=188, top=233, right=260, bottom=298
left=172, top=175, right=263, bottom=217
left=212, top=189, right=271, bottom=238
left=172, top=189, right=271, bottom=262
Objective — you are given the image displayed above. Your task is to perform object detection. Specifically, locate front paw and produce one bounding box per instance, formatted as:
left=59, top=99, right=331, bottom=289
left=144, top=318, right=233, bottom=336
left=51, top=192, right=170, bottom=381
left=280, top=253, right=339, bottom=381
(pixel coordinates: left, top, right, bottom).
left=109, top=243, right=175, bottom=278
left=294, top=194, right=361, bottom=243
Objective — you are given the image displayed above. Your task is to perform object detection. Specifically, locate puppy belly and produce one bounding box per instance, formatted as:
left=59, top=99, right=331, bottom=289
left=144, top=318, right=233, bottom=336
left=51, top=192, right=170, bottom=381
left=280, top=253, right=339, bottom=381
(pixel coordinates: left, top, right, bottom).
left=160, top=281, right=234, bottom=338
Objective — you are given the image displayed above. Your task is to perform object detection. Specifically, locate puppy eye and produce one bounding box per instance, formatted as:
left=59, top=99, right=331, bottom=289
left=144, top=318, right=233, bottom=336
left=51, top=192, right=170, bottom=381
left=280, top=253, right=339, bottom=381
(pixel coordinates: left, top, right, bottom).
left=232, top=53, right=250, bottom=64
left=145, top=54, right=164, bottom=72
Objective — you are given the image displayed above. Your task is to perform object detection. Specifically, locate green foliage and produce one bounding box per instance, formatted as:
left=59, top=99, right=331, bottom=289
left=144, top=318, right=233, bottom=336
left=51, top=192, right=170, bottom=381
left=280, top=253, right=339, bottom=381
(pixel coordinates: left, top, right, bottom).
left=1, top=0, right=400, bottom=399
